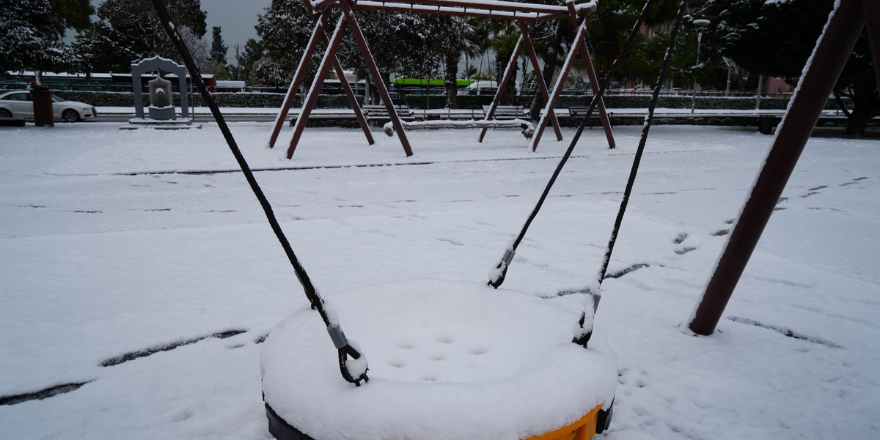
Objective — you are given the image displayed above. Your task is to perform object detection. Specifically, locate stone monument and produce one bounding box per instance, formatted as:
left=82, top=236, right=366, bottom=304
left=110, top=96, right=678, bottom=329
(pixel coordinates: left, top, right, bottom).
left=147, top=77, right=174, bottom=120
left=122, top=55, right=200, bottom=130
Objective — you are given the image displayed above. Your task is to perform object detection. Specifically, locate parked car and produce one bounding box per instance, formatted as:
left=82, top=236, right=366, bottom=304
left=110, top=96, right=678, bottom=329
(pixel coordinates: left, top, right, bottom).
left=0, top=91, right=97, bottom=122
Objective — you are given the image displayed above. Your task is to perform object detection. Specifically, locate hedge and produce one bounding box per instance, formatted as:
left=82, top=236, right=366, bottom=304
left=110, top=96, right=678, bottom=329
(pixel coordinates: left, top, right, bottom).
left=40, top=90, right=846, bottom=111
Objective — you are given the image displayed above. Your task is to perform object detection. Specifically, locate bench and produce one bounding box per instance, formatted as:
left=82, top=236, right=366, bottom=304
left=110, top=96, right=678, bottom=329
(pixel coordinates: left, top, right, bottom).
left=568, top=106, right=612, bottom=127
left=482, top=105, right=528, bottom=120
left=363, top=104, right=417, bottom=125
left=288, top=109, right=358, bottom=126
left=442, top=108, right=486, bottom=120
left=0, top=117, right=26, bottom=127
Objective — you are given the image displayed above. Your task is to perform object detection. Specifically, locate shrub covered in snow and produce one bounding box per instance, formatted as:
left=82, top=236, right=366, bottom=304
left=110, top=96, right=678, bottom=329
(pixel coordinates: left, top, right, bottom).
left=27, top=90, right=848, bottom=111
left=49, top=91, right=351, bottom=109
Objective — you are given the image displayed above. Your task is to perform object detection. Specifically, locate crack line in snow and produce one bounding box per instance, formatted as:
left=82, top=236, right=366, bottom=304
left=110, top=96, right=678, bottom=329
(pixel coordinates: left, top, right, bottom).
left=100, top=329, right=247, bottom=367
left=0, top=381, right=93, bottom=406
left=727, top=317, right=842, bottom=348
left=107, top=149, right=708, bottom=177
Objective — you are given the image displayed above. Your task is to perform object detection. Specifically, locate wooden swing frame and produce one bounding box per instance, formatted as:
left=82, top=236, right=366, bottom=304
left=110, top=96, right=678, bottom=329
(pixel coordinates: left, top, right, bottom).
left=267, top=0, right=616, bottom=158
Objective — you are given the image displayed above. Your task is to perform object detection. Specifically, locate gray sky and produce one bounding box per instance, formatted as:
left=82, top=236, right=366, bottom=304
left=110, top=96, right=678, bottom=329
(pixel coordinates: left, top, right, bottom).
left=90, top=0, right=271, bottom=60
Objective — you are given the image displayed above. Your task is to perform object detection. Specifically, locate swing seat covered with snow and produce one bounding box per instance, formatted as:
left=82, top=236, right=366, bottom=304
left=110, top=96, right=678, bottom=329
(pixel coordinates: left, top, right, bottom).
left=261, top=279, right=616, bottom=440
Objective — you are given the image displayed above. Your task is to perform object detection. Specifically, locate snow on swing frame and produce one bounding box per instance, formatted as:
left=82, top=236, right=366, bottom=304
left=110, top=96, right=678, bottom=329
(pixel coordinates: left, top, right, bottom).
left=266, top=0, right=617, bottom=160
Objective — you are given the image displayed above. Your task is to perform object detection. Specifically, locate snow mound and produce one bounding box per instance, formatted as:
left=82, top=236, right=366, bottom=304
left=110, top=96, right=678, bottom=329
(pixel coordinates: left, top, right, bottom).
left=261, top=279, right=617, bottom=440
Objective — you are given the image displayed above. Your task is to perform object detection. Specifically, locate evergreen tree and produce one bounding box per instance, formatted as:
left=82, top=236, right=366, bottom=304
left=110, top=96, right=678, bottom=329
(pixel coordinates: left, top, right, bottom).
left=0, top=0, right=69, bottom=81
left=699, top=0, right=878, bottom=135
left=72, top=0, right=207, bottom=72
left=48, top=0, right=94, bottom=36
left=239, top=38, right=264, bottom=85
left=210, top=26, right=228, bottom=65
left=255, top=0, right=447, bottom=96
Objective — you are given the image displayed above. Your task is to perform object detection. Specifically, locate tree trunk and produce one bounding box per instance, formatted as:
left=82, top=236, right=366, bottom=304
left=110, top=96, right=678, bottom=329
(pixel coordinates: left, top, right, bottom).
left=445, top=52, right=459, bottom=109
left=530, top=22, right=564, bottom=122
left=844, top=85, right=879, bottom=136
left=380, top=72, right=391, bottom=105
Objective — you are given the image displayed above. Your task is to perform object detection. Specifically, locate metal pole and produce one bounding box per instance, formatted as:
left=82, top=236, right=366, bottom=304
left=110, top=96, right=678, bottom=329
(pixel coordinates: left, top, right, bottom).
left=755, top=74, right=763, bottom=110
left=688, top=0, right=866, bottom=336
left=690, top=29, right=702, bottom=114
left=725, top=58, right=732, bottom=96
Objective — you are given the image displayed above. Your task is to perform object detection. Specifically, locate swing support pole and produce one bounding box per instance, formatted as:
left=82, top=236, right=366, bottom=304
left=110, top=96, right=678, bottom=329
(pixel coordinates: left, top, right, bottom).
left=689, top=0, right=873, bottom=336
left=268, top=2, right=373, bottom=150
left=287, top=15, right=350, bottom=158
left=268, top=9, right=330, bottom=149
left=530, top=8, right=615, bottom=152
left=285, top=0, right=413, bottom=158
left=479, top=22, right=562, bottom=143
left=520, top=22, right=563, bottom=140
left=567, top=4, right=615, bottom=149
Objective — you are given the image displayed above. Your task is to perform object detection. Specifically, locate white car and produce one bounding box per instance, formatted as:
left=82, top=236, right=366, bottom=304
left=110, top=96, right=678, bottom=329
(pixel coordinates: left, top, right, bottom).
left=0, top=90, right=97, bottom=122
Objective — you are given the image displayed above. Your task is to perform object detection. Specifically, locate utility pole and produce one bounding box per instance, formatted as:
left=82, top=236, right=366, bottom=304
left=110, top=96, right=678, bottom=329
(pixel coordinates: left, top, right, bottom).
left=691, top=19, right=710, bottom=114
left=756, top=74, right=764, bottom=110
left=724, top=57, right=732, bottom=96
left=235, top=44, right=241, bottom=80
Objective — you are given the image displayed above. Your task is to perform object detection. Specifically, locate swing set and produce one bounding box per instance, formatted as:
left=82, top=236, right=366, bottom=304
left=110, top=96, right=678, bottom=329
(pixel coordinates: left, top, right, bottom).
left=265, top=0, right=617, bottom=159
left=149, top=0, right=879, bottom=437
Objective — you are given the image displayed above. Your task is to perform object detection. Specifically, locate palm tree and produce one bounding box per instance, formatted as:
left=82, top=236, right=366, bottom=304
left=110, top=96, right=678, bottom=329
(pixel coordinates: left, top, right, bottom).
left=462, top=18, right=490, bottom=78
left=489, top=20, right=522, bottom=104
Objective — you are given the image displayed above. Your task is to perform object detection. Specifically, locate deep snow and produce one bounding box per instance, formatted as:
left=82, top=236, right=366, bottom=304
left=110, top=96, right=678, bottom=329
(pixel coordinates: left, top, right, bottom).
left=0, top=122, right=877, bottom=439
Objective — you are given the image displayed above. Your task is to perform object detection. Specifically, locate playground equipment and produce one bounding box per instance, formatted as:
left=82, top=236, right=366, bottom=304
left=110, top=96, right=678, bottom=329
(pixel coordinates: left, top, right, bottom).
left=149, top=0, right=660, bottom=438
left=267, top=0, right=616, bottom=159
left=151, top=0, right=877, bottom=437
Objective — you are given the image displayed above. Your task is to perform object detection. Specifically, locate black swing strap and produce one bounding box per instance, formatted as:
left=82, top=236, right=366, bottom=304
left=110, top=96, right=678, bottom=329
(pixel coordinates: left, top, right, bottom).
left=573, top=0, right=689, bottom=347
left=149, top=0, right=368, bottom=386
left=488, top=0, right=657, bottom=289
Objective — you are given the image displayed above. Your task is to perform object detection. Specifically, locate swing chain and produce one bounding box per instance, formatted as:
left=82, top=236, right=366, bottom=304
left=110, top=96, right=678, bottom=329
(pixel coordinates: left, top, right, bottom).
left=575, top=0, right=689, bottom=348
left=488, top=0, right=657, bottom=291
left=149, top=0, right=368, bottom=387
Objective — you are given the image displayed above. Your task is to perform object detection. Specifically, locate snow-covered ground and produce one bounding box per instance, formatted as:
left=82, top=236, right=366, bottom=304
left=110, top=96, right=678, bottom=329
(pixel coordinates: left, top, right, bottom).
left=0, top=122, right=877, bottom=440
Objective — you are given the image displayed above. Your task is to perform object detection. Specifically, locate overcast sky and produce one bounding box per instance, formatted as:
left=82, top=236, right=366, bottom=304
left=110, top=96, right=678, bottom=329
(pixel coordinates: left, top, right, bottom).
left=91, top=0, right=271, bottom=60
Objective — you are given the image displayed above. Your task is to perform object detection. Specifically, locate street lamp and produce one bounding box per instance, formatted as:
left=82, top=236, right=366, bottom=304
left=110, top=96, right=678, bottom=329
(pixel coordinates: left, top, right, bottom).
left=691, top=18, right=710, bottom=114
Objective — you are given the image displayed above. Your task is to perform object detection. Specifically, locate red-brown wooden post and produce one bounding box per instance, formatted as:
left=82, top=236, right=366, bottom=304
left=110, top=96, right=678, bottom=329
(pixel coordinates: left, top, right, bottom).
left=479, top=33, right=525, bottom=142
left=268, top=10, right=330, bottom=149
left=340, top=0, right=413, bottom=156
left=688, top=0, right=868, bottom=335
left=519, top=22, right=563, bottom=142
left=567, top=4, right=615, bottom=149
left=530, top=16, right=588, bottom=151
left=287, top=15, right=349, bottom=158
